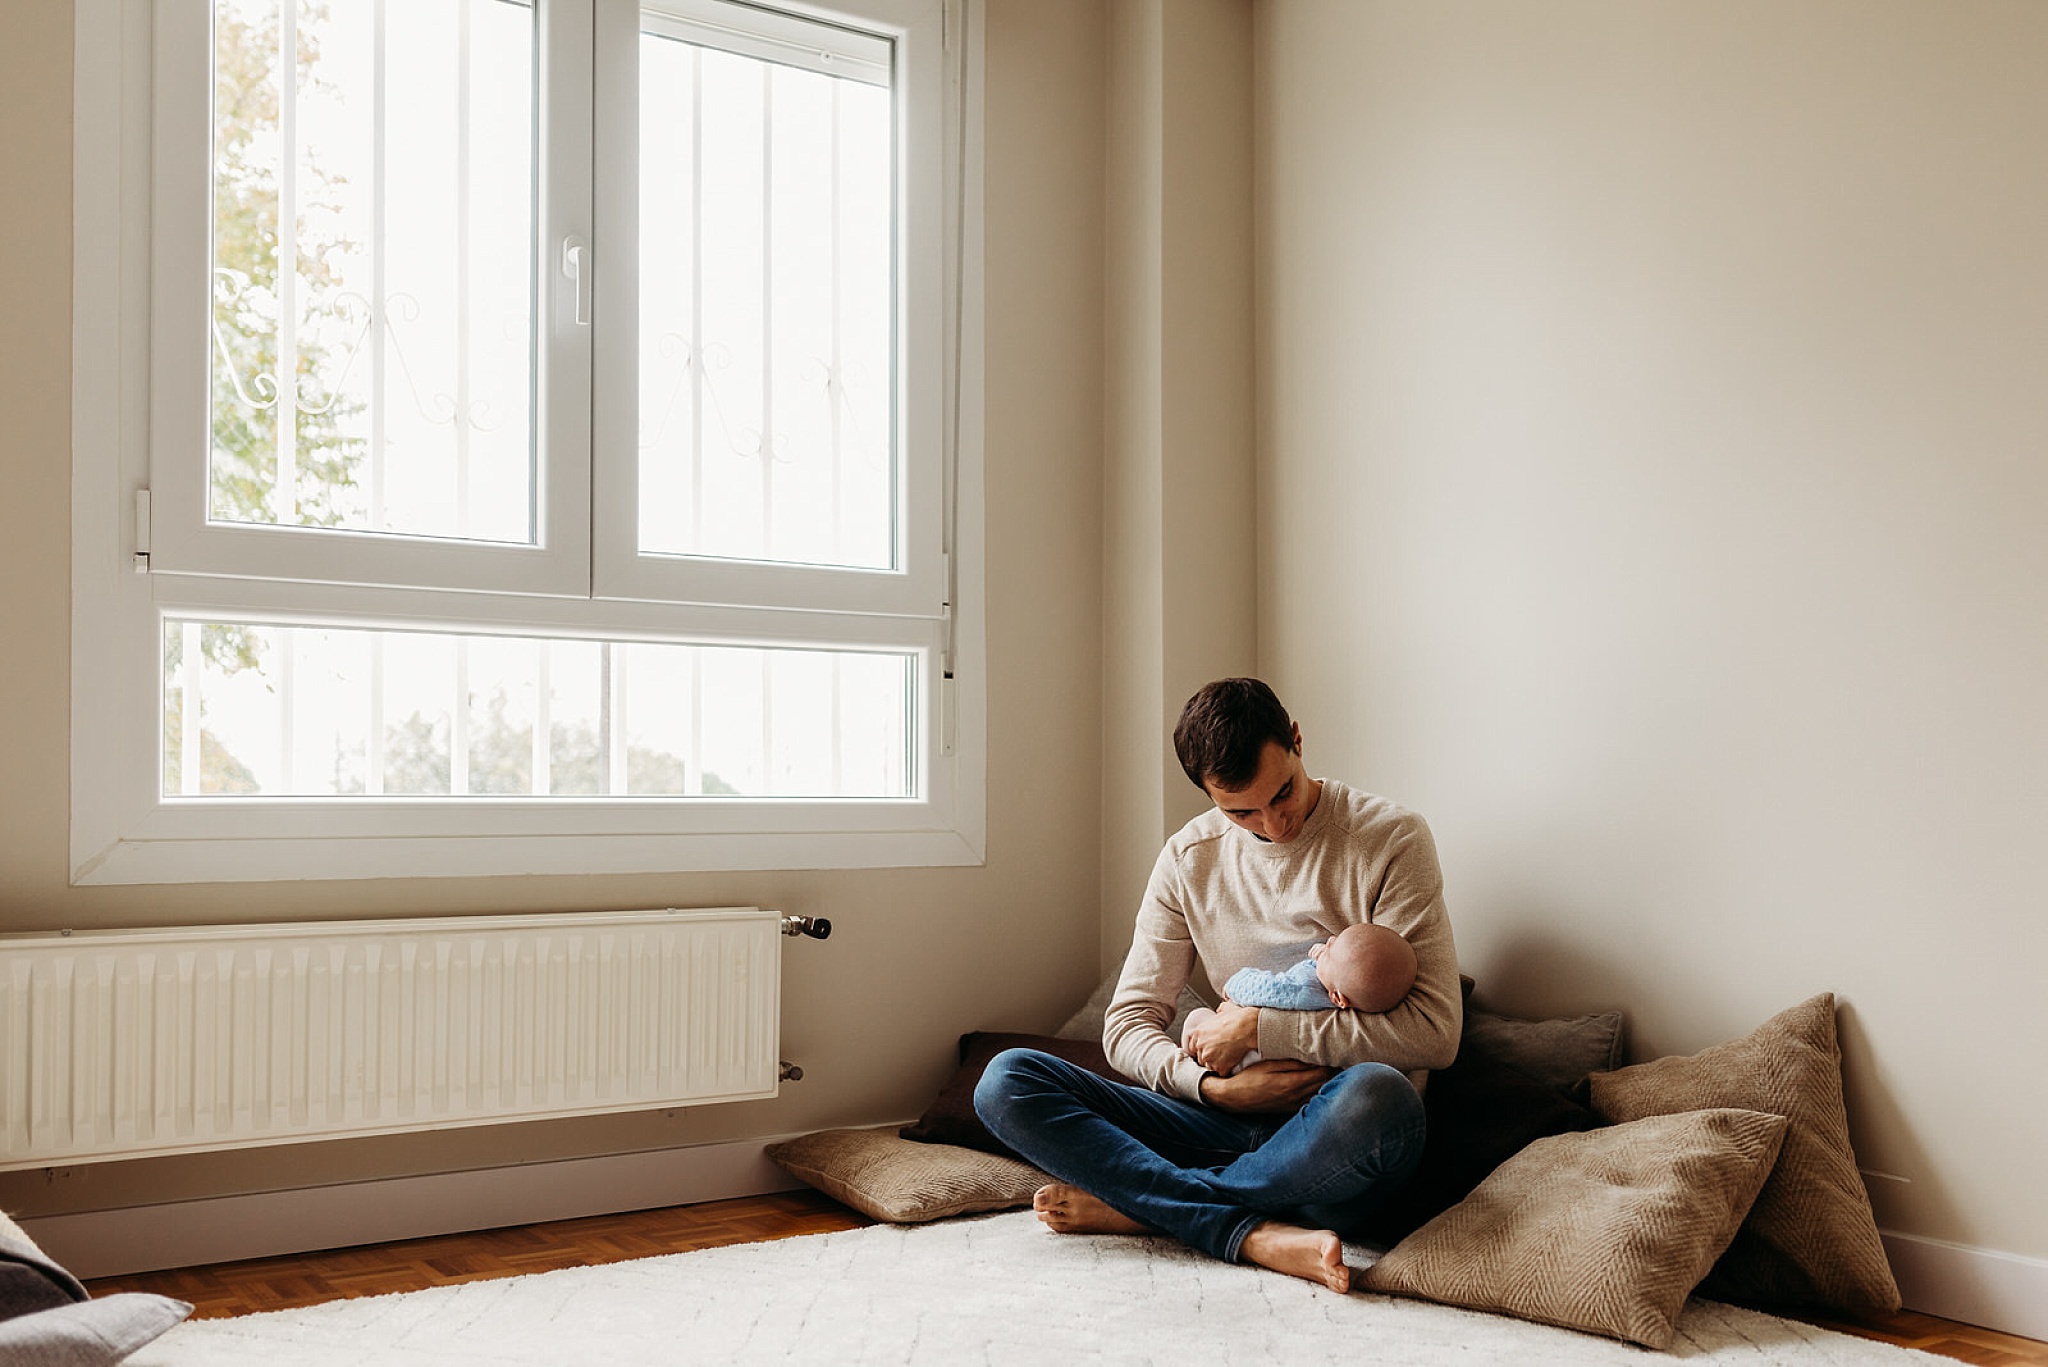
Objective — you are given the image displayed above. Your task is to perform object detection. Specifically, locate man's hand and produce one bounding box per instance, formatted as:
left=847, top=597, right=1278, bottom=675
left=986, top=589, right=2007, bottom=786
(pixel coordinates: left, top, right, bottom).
left=1198, top=1059, right=1333, bottom=1113
left=1182, top=999, right=1261, bottom=1074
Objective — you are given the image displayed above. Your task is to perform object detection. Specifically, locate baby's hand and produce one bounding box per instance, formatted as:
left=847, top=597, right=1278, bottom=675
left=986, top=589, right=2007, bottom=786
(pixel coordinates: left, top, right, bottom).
left=1183, top=999, right=1259, bottom=1075
left=1183, top=998, right=1234, bottom=1068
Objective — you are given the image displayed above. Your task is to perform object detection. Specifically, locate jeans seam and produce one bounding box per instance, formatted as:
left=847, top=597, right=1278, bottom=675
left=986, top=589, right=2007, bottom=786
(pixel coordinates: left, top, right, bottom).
left=1221, top=1210, right=1266, bottom=1264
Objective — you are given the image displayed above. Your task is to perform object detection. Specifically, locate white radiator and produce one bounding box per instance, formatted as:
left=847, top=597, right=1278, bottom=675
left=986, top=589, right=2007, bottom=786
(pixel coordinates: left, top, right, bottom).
left=0, top=907, right=789, bottom=1170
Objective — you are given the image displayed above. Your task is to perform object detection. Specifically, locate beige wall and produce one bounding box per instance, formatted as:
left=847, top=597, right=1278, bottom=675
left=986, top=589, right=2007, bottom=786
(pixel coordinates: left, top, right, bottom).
left=0, top=0, right=1109, bottom=1218
left=1100, top=0, right=1171, bottom=971
left=1099, top=0, right=1258, bottom=971
left=16, top=0, right=2040, bottom=1280
left=1257, top=1, right=2048, bottom=1259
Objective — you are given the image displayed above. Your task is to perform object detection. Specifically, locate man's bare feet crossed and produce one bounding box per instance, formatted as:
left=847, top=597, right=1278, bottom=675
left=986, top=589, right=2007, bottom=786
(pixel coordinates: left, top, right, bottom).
left=1031, top=1183, right=1146, bottom=1236
left=1238, top=1220, right=1350, bottom=1293
left=1030, top=1184, right=1350, bottom=1293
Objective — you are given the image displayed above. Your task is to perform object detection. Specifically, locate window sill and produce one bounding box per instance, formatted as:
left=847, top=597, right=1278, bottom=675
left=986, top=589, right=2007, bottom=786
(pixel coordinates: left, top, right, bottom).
left=72, top=824, right=986, bottom=886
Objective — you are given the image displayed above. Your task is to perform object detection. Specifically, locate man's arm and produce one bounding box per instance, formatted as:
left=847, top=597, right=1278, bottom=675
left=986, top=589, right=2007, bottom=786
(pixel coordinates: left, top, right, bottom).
left=1199, top=1059, right=1331, bottom=1113
left=1102, top=846, right=1214, bottom=1102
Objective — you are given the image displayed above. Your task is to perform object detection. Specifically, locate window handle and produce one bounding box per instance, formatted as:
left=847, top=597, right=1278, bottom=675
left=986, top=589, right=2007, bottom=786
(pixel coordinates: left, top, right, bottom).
left=562, top=236, right=592, bottom=326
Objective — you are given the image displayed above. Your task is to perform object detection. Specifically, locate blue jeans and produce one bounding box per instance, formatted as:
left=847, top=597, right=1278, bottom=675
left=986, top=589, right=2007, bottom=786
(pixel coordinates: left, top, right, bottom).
left=972, top=1049, right=1425, bottom=1264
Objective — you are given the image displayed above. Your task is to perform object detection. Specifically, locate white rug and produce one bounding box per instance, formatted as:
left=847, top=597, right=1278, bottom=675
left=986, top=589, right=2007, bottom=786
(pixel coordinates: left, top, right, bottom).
left=130, top=1211, right=1946, bottom=1365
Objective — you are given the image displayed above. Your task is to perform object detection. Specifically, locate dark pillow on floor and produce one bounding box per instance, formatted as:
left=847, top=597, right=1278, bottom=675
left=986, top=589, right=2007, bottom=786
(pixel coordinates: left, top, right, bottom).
left=900, top=1031, right=1133, bottom=1159
left=1358, top=1033, right=1605, bottom=1245
left=1462, top=1006, right=1625, bottom=1092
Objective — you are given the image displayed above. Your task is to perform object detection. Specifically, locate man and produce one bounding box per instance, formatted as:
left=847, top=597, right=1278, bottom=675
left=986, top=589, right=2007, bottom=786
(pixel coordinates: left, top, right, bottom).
left=975, top=678, right=1461, bottom=1291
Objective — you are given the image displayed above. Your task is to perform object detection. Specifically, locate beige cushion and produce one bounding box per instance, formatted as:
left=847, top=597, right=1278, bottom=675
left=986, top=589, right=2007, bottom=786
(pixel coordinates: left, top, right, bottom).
left=766, top=1127, right=1048, bottom=1224
left=1359, top=1108, right=1788, bottom=1350
left=1055, top=970, right=1209, bottom=1046
left=1587, top=993, right=1901, bottom=1314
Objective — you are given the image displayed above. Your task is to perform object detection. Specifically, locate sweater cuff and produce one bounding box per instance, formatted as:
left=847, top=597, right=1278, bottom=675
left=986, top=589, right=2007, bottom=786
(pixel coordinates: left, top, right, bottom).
left=1169, top=1054, right=1211, bottom=1103
left=1254, top=1007, right=1295, bottom=1064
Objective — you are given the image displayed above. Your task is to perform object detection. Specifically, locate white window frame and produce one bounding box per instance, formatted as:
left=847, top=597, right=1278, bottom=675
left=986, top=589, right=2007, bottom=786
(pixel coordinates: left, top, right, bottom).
left=592, top=0, right=951, bottom=619
left=69, top=0, right=985, bottom=886
left=144, top=0, right=598, bottom=601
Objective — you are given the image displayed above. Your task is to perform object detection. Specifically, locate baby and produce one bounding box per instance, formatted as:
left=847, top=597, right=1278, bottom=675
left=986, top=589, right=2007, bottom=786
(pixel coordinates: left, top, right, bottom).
left=1182, top=923, right=1417, bottom=1072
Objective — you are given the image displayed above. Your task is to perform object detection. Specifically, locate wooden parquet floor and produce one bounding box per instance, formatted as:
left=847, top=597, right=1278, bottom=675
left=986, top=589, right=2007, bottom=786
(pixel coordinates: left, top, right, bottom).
left=83, top=1191, right=871, bottom=1321
left=87, top=1190, right=2047, bottom=1365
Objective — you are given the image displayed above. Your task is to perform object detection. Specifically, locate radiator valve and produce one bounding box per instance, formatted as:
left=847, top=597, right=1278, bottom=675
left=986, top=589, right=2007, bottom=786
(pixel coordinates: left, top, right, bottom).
left=779, top=1061, right=805, bottom=1082
left=780, top=914, right=832, bottom=940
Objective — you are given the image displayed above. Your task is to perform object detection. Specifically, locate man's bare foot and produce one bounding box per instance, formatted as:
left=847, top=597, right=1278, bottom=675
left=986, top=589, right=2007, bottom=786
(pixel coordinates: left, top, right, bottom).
left=1239, top=1221, right=1350, bottom=1293
left=1032, top=1184, right=1147, bottom=1236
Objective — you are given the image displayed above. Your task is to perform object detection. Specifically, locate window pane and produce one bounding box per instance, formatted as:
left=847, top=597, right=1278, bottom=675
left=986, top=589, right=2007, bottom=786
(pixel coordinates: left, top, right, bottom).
left=208, top=0, right=537, bottom=544
left=637, top=18, right=895, bottom=570
left=161, top=619, right=915, bottom=799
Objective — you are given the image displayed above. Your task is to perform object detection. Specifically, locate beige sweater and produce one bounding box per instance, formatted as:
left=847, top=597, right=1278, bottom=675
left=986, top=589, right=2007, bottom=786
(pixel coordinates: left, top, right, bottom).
left=1104, top=780, right=1463, bottom=1102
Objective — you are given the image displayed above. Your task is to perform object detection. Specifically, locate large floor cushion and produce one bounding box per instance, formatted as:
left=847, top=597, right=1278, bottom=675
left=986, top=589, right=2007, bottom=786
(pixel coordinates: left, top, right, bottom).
left=1588, top=993, right=1900, bottom=1315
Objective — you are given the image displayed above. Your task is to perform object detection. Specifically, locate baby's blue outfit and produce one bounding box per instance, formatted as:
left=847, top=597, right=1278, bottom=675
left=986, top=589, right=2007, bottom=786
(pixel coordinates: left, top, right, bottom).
left=1222, top=958, right=1332, bottom=1010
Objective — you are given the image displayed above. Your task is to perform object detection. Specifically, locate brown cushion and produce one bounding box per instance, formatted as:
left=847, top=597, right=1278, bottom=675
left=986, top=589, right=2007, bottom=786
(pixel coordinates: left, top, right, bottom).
left=1587, top=993, right=1901, bottom=1315
left=1462, top=1006, right=1625, bottom=1091
left=765, top=1127, right=1048, bottom=1224
left=899, top=1032, right=1131, bottom=1158
left=1355, top=1036, right=1603, bottom=1245
left=1359, top=1108, right=1789, bottom=1350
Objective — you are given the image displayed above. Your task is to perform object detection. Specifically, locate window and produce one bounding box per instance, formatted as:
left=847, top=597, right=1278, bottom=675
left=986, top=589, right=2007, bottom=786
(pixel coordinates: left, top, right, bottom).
left=71, top=0, right=984, bottom=884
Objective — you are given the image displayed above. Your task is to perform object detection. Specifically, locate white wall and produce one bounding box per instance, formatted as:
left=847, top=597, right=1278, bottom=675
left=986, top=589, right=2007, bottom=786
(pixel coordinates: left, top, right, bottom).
left=0, top=0, right=1110, bottom=1221
left=1256, top=0, right=2048, bottom=1267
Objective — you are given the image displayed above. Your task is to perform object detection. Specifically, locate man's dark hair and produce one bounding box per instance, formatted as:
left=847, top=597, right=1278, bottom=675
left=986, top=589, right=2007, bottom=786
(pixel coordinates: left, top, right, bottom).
left=1173, top=678, right=1297, bottom=792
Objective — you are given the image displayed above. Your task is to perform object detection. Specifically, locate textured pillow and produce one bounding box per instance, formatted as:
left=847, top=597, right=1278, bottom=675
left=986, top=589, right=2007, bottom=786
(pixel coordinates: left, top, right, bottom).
left=0, top=1210, right=191, bottom=1365
left=1356, top=1041, right=1603, bottom=1245
left=1462, top=1006, right=1625, bottom=1091
left=1053, top=972, right=1209, bottom=1046
left=1053, top=972, right=1119, bottom=1041
left=1587, top=993, right=1901, bottom=1315
left=1360, top=1108, right=1789, bottom=1350
left=899, top=1032, right=1131, bottom=1158
left=1, top=1211, right=88, bottom=1320
left=0, top=1295, right=195, bottom=1367
left=766, top=1127, right=1048, bottom=1224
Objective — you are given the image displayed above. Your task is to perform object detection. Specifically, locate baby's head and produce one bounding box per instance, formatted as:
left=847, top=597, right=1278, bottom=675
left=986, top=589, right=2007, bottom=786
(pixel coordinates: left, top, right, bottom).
left=1311, top=924, right=1417, bottom=1013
